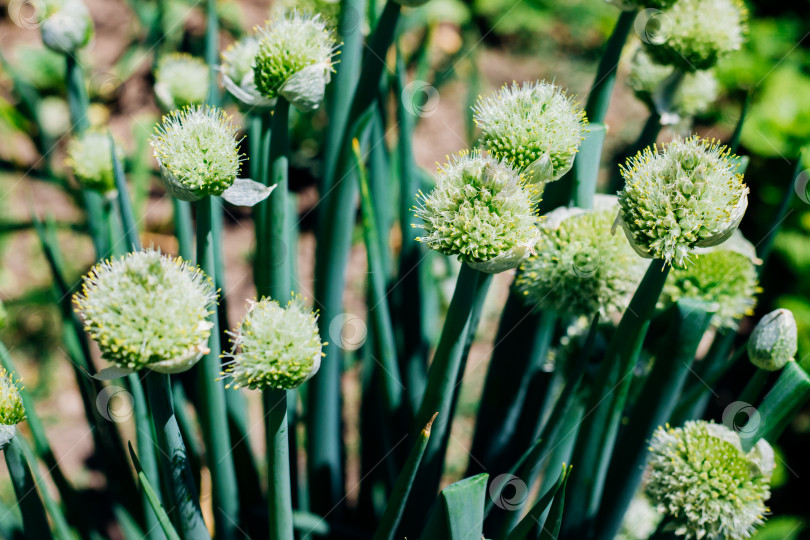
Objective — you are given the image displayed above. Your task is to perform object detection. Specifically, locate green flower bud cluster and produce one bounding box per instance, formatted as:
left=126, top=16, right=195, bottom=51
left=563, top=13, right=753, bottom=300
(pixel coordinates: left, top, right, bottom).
left=0, top=368, right=24, bottom=450
left=748, top=309, right=797, bottom=371
left=0, top=369, right=25, bottom=427
left=66, top=130, right=123, bottom=194
left=616, top=136, right=748, bottom=268
left=223, top=297, right=323, bottom=390
left=646, top=420, right=773, bottom=540
left=473, top=81, right=587, bottom=183
left=151, top=106, right=244, bottom=201
left=515, top=196, right=647, bottom=318
left=661, top=232, right=760, bottom=329
left=253, top=11, right=336, bottom=111
left=414, top=150, right=539, bottom=274
left=627, top=47, right=719, bottom=119
left=154, top=53, right=209, bottom=111
left=74, top=249, right=217, bottom=374
left=221, top=36, right=275, bottom=110
left=645, top=0, right=748, bottom=71
left=39, top=0, right=93, bottom=54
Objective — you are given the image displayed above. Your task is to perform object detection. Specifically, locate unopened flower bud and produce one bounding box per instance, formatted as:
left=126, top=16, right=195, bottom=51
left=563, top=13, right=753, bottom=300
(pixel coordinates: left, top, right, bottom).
left=40, top=0, right=93, bottom=54
left=748, top=309, right=797, bottom=371
left=66, top=130, right=124, bottom=194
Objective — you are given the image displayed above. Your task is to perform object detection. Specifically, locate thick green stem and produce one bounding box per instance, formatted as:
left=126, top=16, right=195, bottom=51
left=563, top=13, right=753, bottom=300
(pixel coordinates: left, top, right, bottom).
left=741, top=361, right=810, bottom=451
left=4, top=436, right=53, bottom=540
left=738, top=368, right=770, bottom=406
left=595, top=300, right=713, bottom=540
left=144, top=371, right=209, bottom=539
left=395, top=51, right=430, bottom=422
left=308, top=1, right=402, bottom=513
left=563, top=259, right=670, bottom=538
left=584, top=10, right=636, bottom=124
left=261, top=98, right=291, bottom=300
left=404, top=264, right=492, bottom=522
left=353, top=139, right=402, bottom=413
left=195, top=196, right=238, bottom=540
left=468, top=295, right=553, bottom=477
left=172, top=200, right=195, bottom=262
left=264, top=389, right=294, bottom=540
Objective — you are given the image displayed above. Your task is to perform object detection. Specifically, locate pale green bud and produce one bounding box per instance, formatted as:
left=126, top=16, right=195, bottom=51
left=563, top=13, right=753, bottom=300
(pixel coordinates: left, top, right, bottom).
left=154, top=53, right=209, bottom=111
left=515, top=195, right=647, bottom=317
left=39, top=0, right=93, bottom=54
left=645, top=0, right=747, bottom=71
left=74, top=249, right=217, bottom=374
left=253, top=11, right=337, bottom=111
left=473, top=81, right=587, bottom=183
left=748, top=309, right=797, bottom=371
left=223, top=297, right=323, bottom=390
left=151, top=106, right=244, bottom=201
left=646, top=420, right=773, bottom=540
left=66, top=130, right=124, bottom=194
left=414, top=150, right=540, bottom=274
left=616, top=136, right=748, bottom=268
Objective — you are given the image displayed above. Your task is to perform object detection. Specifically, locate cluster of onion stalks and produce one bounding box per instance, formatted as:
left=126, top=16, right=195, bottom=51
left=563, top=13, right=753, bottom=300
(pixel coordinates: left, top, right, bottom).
left=1, top=0, right=808, bottom=539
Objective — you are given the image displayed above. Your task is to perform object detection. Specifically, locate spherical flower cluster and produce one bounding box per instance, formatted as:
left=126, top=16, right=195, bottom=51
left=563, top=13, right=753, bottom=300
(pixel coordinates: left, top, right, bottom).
left=39, top=0, right=93, bottom=54
left=221, top=36, right=275, bottom=110
left=222, top=297, right=323, bottom=390
left=0, top=369, right=25, bottom=449
left=644, top=0, right=747, bottom=71
left=151, top=106, right=244, bottom=201
left=616, top=136, right=748, bottom=268
left=748, top=309, right=797, bottom=371
left=515, top=195, right=646, bottom=318
left=473, top=81, right=587, bottom=183
left=66, top=131, right=123, bottom=194
left=414, top=150, right=539, bottom=274
left=74, top=249, right=217, bottom=374
left=646, top=421, right=774, bottom=540
left=618, top=494, right=661, bottom=540
left=154, top=53, right=209, bottom=111
left=661, top=232, right=760, bottom=329
left=627, top=47, right=719, bottom=119
left=253, top=12, right=336, bottom=111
